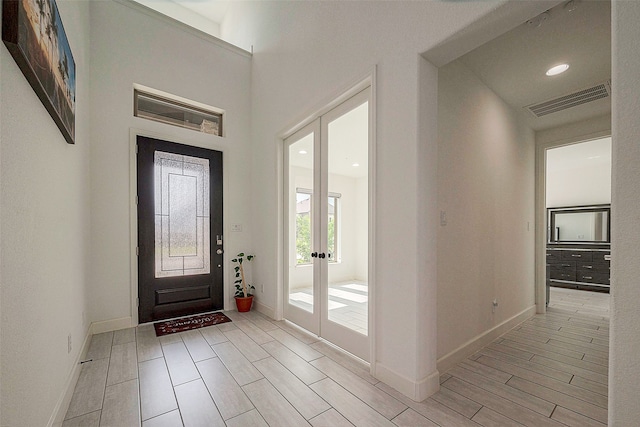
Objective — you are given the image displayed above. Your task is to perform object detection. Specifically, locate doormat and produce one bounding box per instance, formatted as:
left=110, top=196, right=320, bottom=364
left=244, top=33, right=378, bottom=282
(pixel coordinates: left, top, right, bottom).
left=154, top=312, right=232, bottom=337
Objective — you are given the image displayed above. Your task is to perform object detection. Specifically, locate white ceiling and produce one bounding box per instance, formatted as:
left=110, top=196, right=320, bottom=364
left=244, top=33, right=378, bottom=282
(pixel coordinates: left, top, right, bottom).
left=171, top=0, right=229, bottom=26
left=459, top=0, right=611, bottom=131
left=133, top=0, right=229, bottom=37
left=288, top=102, right=369, bottom=179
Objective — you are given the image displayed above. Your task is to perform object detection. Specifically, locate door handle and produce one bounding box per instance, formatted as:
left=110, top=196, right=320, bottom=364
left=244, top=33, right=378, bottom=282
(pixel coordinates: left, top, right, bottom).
left=311, top=252, right=318, bottom=258
left=318, top=253, right=326, bottom=259
left=216, top=249, right=223, bottom=255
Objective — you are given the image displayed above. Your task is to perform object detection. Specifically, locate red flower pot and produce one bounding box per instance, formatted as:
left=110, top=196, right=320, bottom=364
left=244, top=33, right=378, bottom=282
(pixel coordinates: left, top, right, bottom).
left=235, top=295, right=253, bottom=312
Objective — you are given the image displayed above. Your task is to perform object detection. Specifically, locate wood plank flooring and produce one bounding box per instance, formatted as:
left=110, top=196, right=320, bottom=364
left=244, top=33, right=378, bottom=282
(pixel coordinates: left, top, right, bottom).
left=63, top=288, right=609, bottom=426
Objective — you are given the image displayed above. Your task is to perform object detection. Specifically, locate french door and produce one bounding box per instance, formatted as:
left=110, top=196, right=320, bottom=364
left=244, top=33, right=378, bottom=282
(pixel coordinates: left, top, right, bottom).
left=137, top=136, right=224, bottom=323
left=284, top=88, right=371, bottom=361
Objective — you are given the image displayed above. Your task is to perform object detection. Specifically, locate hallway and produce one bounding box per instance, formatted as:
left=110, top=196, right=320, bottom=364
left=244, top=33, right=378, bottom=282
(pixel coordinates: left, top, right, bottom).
left=63, top=288, right=608, bottom=426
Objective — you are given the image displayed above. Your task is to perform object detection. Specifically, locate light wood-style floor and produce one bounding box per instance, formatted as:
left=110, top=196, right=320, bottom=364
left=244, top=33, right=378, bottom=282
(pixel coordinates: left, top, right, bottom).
left=63, top=288, right=609, bottom=426
left=288, top=280, right=369, bottom=334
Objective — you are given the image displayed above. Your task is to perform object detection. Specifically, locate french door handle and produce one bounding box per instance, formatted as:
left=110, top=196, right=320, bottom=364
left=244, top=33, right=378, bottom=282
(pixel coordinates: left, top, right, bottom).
left=318, top=253, right=326, bottom=259
left=311, top=252, right=318, bottom=258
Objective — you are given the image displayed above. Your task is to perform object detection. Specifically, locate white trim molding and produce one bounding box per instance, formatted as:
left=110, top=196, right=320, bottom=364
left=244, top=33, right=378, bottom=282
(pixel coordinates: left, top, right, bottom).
left=129, top=127, right=231, bottom=326
left=253, top=299, right=277, bottom=320
left=436, top=305, right=536, bottom=375
left=374, top=362, right=440, bottom=403
left=48, top=327, right=93, bottom=427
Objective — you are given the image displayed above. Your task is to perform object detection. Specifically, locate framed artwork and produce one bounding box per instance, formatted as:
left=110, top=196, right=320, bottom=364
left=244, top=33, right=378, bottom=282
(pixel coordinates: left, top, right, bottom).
left=2, top=0, right=76, bottom=144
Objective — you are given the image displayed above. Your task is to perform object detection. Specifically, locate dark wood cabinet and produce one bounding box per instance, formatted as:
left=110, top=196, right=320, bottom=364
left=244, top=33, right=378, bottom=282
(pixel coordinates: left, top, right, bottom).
left=546, top=247, right=610, bottom=292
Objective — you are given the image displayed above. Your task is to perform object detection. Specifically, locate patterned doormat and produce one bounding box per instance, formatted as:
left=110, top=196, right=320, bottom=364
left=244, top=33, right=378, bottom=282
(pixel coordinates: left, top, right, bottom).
left=154, top=312, right=231, bottom=336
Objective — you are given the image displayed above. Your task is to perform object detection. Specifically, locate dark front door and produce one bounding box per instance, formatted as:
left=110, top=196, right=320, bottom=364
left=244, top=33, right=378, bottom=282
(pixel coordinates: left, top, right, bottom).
left=137, top=136, right=223, bottom=323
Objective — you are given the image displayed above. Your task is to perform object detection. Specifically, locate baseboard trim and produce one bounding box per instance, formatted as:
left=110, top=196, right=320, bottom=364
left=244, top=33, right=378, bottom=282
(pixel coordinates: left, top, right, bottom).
left=415, top=370, right=441, bottom=401
left=90, top=317, right=133, bottom=335
left=48, top=327, right=92, bottom=427
left=374, top=363, right=440, bottom=402
left=437, top=304, right=536, bottom=374
left=253, top=300, right=277, bottom=319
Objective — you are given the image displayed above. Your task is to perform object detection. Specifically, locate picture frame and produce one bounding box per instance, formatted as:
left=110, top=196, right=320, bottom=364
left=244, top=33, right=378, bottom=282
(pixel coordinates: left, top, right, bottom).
left=2, top=0, right=76, bottom=144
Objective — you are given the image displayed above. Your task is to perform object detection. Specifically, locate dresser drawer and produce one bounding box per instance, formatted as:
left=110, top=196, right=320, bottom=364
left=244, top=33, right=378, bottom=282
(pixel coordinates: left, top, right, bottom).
left=550, top=261, right=575, bottom=271
left=546, top=251, right=561, bottom=261
left=576, top=272, right=610, bottom=285
left=577, top=261, right=610, bottom=274
left=561, top=250, right=593, bottom=261
left=550, top=270, right=576, bottom=281
left=592, top=251, right=611, bottom=262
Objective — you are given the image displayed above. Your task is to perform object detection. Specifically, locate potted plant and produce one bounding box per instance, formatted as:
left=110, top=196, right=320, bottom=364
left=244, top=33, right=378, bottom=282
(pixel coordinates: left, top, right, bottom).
left=232, top=252, right=255, bottom=312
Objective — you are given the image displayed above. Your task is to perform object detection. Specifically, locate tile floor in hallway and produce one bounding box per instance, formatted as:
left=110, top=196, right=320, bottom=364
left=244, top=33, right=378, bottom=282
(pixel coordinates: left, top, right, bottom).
left=547, top=286, right=610, bottom=320
left=63, top=287, right=609, bottom=426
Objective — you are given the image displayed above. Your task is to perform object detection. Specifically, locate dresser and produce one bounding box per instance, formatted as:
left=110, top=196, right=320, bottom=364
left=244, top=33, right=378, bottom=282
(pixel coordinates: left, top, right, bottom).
left=546, top=247, right=611, bottom=292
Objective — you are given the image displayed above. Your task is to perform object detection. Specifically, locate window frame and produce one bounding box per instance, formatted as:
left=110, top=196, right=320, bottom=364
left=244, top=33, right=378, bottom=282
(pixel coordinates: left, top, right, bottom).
left=294, top=188, right=341, bottom=266
left=134, top=88, right=224, bottom=136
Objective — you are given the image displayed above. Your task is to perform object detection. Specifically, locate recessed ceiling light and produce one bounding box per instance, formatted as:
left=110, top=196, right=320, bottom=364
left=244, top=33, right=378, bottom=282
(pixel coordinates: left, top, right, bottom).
left=298, top=150, right=307, bottom=154
left=352, top=163, right=360, bottom=167
left=546, top=64, right=569, bottom=76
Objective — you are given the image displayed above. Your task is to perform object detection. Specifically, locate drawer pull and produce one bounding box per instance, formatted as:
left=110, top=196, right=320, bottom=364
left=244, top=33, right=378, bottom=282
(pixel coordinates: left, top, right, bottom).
left=583, top=276, right=593, bottom=280
left=571, top=254, right=582, bottom=257
left=582, top=266, right=593, bottom=269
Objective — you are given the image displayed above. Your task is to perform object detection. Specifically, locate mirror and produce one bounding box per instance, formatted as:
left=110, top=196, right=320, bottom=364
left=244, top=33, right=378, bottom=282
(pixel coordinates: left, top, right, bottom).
left=548, top=206, right=610, bottom=244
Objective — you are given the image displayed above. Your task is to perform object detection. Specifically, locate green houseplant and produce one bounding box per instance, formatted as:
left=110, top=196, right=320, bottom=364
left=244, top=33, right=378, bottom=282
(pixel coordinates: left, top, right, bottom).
left=232, top=252, right=255, bottom=312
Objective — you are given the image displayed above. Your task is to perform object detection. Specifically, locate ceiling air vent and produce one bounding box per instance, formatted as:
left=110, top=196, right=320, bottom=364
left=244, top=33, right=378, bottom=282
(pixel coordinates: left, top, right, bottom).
left=525, top=81, right=611, bottom=118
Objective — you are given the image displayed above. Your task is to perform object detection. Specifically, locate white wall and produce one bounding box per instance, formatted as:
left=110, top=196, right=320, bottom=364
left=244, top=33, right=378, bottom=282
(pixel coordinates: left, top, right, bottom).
left=221, top=0, right=505, bottom=400
left=88, top=1, right=252, bottom=325
left=536, top=113, right=611, bottom=147
left=0, top=1, right=91, bottom=425
left=610, top=1, right=640, bottom=424
left=134, top=0, right=221, bottom=37
left=545, top=137, right=611, bottom=208
left=437, top=60, right=536, bottom=365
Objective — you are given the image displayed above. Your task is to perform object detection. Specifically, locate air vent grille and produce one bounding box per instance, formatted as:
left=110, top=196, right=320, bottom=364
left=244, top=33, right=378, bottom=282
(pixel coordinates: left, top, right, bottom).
left=526, top=81, right=611, bottom=118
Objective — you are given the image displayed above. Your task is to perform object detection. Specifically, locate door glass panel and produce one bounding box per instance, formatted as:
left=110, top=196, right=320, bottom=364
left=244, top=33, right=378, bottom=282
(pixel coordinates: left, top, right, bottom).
left=327, top=195, right=338, bottom=262
left=154, top=151, right=210, bottom=278
left=288, top=133, right=315, bottom=312
left=326, top=101, right=369, bottom=335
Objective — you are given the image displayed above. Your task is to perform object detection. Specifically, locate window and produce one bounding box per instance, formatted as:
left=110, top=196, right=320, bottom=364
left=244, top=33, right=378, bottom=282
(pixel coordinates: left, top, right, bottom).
left=134, top=89, right=223, bottom=136
left=295, top=189, right=340, bottom=265
left=327, top=194, right=339, bottom=262
left=296, top=190, right=312, bottom=265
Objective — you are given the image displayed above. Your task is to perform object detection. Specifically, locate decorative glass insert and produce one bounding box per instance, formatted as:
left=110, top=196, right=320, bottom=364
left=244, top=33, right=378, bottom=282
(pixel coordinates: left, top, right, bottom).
left=135, top=89, right=223, bottom=136
left=154, top=151, right=210, bottom=278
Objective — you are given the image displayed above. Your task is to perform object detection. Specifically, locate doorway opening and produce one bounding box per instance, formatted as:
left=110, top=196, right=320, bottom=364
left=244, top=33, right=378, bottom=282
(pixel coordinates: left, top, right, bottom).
left=544, top=136, right=611, bottom=318
left=136, top=135, right=224, bottom=323
left=283, top=86, right=372, bottom=362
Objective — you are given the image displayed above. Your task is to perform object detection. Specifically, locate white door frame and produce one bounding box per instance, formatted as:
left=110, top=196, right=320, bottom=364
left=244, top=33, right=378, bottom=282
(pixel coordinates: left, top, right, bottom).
left=534, top=129, right=611, bottom=314
left=129, top=127, right=229, bottom=326
left=278, top=69, right=377, bottom=363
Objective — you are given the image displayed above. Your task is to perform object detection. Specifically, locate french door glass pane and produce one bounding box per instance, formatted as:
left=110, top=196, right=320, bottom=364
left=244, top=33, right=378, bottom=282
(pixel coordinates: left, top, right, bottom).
left=154, top=151, right=210, bottom=278
left=288, top=133, right=314, bottom=313
left=326, top=101, right=369, bottom=335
